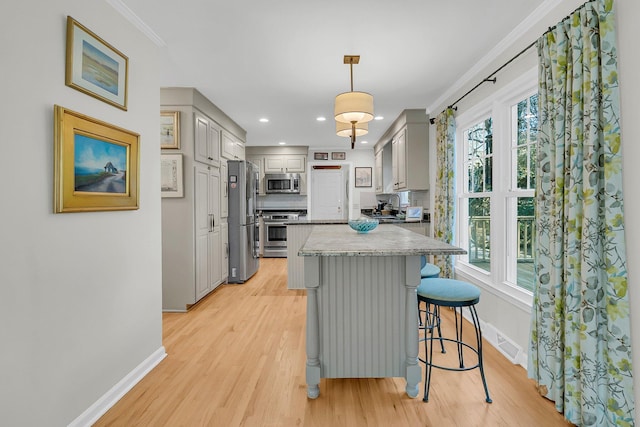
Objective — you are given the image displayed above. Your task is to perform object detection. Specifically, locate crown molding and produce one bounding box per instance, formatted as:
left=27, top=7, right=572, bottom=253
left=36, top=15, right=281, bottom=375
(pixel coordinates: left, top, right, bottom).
left=106, top=0, right=166, bottom=47
left=426, top=0, right=560, bottom=115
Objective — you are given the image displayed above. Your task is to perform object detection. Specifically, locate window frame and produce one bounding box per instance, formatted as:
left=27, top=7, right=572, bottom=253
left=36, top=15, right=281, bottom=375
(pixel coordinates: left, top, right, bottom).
left=453, top=68, right=537, bottom=310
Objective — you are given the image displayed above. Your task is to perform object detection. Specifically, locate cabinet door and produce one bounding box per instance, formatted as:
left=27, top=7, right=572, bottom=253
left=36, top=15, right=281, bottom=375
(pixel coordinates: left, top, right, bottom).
left=221, top=130, right=236, bottom=160
left=220, top=161, right=228, bottom=218
left=264, top=156, right=285, bottom=173
left=235, top=141, right=245, bottom=160
left=375, top=150, right=383, bottom=193
left=194, top=114, right=210, bottom=164
left=208, top=122, right=221, bottom=165
left=209, top=167, right=222, bottom=292
left=392, top=129, right=407, bottom=190
left=195, top=113, right=220, bottom=166
left=264, top=156, right=284, bottom=173
left=284, top=155, right=305, bottom=172
left=195, top=164, right=211, bottom=301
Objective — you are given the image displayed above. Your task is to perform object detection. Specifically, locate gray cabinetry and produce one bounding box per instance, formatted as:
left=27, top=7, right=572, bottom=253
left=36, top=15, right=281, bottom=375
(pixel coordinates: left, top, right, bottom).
left=374, top=109, right=429, bottom=192
left=161, top=87, right=247, bottom=311
left=194, top=112, right=221, bottom=166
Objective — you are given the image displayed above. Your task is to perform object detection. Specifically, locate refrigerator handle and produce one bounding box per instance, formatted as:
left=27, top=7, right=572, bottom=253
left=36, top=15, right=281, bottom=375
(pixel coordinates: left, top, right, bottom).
left=212, top=214, right=215, bottom=229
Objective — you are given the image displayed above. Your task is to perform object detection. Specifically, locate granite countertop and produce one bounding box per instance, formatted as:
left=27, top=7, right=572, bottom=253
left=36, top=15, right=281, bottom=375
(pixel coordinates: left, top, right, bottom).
left=298, top=224, right=466, bottom=257
left=286, top=219, right=349, bottom=225
left=286, top=218, right=417, bottom=225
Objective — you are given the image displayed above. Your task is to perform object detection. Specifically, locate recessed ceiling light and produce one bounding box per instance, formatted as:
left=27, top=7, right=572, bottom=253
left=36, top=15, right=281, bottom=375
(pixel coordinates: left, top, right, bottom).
left=259, top=118, right=269, bottom=123
left=316, top=117, right=326, bottom=122
left=374, top=116, right=384, bottom=121
left=278, top=141, right=286, bottom=145
left=360, top=140, right=369, bottom=144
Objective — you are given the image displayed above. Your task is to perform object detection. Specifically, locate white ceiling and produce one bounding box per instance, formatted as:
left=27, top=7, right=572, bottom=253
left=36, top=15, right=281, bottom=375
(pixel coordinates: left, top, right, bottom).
left=115, top=0, right=546, bottom=149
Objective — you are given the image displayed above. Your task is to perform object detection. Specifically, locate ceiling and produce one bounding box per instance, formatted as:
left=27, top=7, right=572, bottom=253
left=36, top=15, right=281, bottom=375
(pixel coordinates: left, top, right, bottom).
left=115, top=0, right=546, bottom=149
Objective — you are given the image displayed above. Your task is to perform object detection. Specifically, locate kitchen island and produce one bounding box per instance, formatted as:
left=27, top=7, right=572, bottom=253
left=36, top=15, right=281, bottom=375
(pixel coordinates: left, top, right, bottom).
left=286, top=218, right=430, bottom=289
left=298, top=224, right=465, bottom=399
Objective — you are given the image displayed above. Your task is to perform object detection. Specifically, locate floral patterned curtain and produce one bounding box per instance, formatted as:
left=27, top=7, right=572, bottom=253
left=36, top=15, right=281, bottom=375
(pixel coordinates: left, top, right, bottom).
left=433, top=108, right=456, bottom=278
left=529, top=1, right=634, bottom=425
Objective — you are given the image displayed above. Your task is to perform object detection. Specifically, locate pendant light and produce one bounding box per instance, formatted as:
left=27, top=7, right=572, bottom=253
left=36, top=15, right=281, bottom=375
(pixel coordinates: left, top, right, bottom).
left=334, top=55, right=374, bottom=149
left=336, top=120, right=368, bottom=138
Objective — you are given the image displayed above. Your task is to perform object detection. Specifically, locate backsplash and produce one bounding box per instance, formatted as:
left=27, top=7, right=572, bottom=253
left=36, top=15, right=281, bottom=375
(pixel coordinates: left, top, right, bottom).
left=258, top=194, right=308, bottom=209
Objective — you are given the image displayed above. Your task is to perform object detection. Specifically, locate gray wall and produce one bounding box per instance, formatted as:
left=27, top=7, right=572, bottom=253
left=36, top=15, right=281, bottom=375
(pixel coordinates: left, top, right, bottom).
left=0, top=1, right=163, bottom=425
left=428, top=0, right=640, bottom=420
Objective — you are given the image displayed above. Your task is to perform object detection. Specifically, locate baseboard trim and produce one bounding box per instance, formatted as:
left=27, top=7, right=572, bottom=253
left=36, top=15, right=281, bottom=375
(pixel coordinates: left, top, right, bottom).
left=68, top=346, right=167, bottom=427
left=460, top=308, right=528, bottom=369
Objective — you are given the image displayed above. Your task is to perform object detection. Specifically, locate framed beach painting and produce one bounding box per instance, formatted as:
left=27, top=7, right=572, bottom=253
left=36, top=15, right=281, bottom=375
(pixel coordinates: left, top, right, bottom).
left=54, top=105, right=140, bottom=213
left=65, top=16, right=129, bottom=110
left=160, top=111, right=180, bottom=149
left=161, top=154, right=184, bottom=198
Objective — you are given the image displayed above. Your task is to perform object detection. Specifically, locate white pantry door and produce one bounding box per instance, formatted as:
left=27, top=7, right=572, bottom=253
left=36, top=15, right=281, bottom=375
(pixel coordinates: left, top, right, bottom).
left=310, top=167, right=348, bottom=220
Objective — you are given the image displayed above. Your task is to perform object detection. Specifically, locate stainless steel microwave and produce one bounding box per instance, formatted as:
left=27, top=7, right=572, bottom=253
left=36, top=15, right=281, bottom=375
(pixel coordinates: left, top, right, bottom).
left=265, top=173, right=301, bottom=194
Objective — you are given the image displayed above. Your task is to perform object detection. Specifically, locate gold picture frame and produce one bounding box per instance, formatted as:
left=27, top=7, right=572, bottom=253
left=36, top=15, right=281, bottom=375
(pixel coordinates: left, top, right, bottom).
left=54, top=105, right=140, bottom=213
left=65, top=16, right=129, bottom=110
left=160, top=111, right=180, bottom=149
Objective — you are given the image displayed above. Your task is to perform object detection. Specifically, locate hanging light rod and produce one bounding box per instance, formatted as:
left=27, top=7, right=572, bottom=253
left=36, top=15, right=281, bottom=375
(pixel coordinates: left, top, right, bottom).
left=335, top=55, right=374, bottom=149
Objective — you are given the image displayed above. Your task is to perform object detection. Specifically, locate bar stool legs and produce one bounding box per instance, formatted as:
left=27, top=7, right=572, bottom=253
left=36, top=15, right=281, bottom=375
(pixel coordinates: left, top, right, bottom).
left=418, top=278, right=492, bottom=404
left=418, top=256, right=444, bottom=353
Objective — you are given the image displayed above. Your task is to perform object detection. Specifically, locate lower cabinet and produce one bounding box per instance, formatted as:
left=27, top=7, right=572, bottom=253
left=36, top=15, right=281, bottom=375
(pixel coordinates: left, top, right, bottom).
left=195, top=163, right=223, bottom=301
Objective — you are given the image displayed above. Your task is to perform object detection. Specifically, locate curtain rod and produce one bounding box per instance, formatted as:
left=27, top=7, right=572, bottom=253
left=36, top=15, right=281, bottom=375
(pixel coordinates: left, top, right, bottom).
left=429, top=39, right=536, bottom=125
left=429, top=0, right=592, bottom=125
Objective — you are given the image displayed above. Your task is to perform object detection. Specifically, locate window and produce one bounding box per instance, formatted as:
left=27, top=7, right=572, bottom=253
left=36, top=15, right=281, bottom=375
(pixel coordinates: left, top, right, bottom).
left=454, top=71, right=537, bottom=305
left=509, top=94, right=537, bottom=291
left=462, top=118, right=493, bottom=273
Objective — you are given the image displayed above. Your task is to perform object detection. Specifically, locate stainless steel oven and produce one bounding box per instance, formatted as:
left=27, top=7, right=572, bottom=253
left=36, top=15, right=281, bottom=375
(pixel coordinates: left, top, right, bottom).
left=262, top=212, right=299, bottom=257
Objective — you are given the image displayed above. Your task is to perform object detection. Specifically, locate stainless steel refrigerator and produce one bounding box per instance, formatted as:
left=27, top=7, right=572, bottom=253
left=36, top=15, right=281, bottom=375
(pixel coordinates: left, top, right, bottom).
left=227, top=160, right=260, bottom=283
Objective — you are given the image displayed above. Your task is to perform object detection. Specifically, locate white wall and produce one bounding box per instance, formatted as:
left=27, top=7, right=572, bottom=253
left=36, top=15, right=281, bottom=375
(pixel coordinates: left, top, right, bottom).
left=0, top=1, right=163, bottom=426
left=428, top=0, right=639, bottom=420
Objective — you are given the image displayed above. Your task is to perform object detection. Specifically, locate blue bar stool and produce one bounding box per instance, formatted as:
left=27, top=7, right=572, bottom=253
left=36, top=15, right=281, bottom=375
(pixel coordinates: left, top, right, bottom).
left=421, top=259, right=441, bottom=279
left=417, top=278, right=492, bottom=403
left=418, top=256, right=444, bottom=352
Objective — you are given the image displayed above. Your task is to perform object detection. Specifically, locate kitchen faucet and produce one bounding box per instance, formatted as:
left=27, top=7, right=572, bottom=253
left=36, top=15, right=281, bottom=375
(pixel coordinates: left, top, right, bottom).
left=388, top=193, right=401, bottom=211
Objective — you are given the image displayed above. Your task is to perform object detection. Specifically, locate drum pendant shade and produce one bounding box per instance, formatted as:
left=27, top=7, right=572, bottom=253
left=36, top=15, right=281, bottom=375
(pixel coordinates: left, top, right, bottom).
left=334, top=91, right=374, bottom=124
left=336, top=120, right=368, bottom=137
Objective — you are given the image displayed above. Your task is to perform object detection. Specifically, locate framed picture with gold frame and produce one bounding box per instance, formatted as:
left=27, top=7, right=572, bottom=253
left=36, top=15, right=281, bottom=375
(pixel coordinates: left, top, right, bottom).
left=160, top=111, right=180, bottom=149
left=54, top=105, right=140, bottom=213
left=65, top=16, right=129, bottom=110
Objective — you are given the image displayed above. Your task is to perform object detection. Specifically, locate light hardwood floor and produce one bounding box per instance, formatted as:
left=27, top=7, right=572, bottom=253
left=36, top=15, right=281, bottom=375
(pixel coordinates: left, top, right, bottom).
left=96, top=258, right=572, bottom=427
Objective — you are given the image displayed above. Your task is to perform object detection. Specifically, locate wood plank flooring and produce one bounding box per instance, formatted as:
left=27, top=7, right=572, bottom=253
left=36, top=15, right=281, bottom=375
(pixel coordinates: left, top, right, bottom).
left=95, top=258, right=572, bottom=427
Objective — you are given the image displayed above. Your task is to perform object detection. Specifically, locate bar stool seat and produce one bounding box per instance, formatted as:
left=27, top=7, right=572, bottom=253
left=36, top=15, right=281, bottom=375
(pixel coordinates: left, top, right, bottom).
left=417, top=278, right=492, bottom=403
left=421, top=262, right=441, bottom=278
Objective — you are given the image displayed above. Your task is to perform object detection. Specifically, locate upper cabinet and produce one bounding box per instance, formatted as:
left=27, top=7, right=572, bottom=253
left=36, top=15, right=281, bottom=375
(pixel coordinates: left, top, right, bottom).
left=374, top=149, right=383, bottom=193
left=392, top=128, right=407, bottom=190
left=375, top=109, right=429, bottom=192
left=194, top=112, right=221, bottom=166
left=221, top=129, right=246, bottom=161
left=264, top=154, right=306, bottom=173
left=245, top=147, right=309, bottom=195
